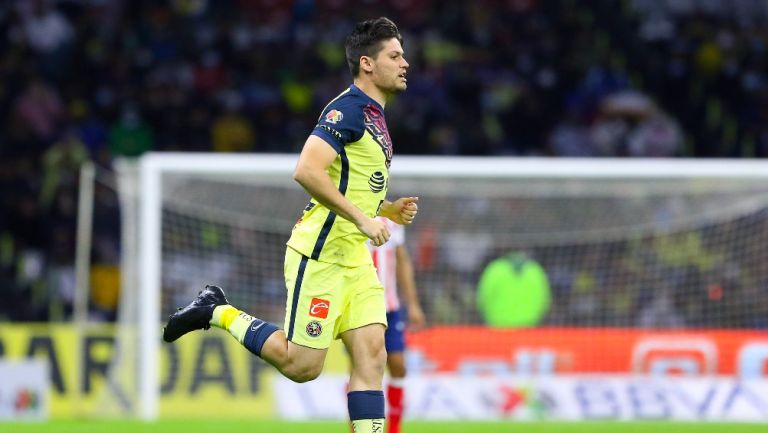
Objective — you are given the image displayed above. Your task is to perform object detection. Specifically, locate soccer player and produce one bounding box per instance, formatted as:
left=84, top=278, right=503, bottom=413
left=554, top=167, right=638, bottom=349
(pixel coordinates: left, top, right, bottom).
left=163, top=17, right=416, bottom=433
left=368, top=217, right=425, bottom=433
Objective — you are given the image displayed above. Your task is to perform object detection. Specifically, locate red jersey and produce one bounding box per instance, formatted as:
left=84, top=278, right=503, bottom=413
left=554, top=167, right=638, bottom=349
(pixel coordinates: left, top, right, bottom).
left=368, top=217, right=404, bottom=312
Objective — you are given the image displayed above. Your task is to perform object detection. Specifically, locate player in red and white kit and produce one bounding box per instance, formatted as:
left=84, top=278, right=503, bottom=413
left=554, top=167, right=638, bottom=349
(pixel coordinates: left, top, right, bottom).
left=368, top=217, right=426, bottom=433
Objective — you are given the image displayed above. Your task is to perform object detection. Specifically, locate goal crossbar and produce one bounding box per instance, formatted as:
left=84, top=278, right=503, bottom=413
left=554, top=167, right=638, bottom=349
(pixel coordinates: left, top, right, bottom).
left=135, top=152, right=768, bottom=420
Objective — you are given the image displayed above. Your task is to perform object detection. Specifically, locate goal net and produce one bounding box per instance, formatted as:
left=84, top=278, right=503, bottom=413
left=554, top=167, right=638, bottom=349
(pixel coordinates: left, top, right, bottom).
left=114, top=154, right=768, bottom=419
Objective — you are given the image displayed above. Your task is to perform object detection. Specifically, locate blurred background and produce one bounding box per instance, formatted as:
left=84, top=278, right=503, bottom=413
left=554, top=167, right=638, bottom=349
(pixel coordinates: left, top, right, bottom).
left=2, top=0, right=768, bottom=428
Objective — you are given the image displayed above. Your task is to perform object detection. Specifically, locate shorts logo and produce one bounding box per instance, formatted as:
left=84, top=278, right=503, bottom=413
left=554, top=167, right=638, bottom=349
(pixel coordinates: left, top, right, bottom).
left=309, top=297, right=330, bottom=319
left=306, top=321, right=323, bottom=337
left=368, top=171, right=386, bottom=193
left=325, top=109, right=343, bottom=124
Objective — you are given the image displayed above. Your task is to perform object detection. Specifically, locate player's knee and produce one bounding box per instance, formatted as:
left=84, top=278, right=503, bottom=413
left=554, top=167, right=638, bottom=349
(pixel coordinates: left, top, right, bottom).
left=288, top=370, right=321, bottom=384
left=373, top=344, right=387, bottom=373
left=388, top=362, right=406, bottom=378
left=283, top=361, right=323, bottom=383
left=387, top=352, right=407, bottom=378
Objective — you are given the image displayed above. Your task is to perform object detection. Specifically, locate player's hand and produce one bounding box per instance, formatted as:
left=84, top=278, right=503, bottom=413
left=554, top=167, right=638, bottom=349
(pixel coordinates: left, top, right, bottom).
left=408, top=304, right=426, bottom=331
left=357, top=217, right=390, bottom=246
left=381, top=197, right=419, bottom=225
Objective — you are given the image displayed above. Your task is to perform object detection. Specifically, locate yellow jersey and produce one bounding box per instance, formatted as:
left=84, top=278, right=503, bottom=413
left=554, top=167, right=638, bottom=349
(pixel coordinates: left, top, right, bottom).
left=287, top=85, right=393, bottom=266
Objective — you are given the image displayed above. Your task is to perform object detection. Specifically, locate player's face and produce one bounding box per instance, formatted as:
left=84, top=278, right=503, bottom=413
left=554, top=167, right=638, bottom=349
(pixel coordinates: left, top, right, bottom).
left=370, top=38, right=409, bottom=94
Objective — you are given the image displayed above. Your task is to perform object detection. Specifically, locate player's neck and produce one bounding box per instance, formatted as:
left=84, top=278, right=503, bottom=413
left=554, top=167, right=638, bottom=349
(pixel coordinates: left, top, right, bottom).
left=353, top=78, right=387, bottom=108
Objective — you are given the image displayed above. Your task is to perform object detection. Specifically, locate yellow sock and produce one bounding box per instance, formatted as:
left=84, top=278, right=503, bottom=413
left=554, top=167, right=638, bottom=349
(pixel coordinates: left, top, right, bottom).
left=210, top=305, right=237, bottom=328
left=210, top=305, right=254, bottom=343
left=351, top=419, right=384, bottom=433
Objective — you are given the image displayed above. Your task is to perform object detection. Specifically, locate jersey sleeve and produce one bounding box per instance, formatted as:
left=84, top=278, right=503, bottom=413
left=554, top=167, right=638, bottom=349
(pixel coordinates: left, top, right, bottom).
left=311, top=97, right=365, bottom=153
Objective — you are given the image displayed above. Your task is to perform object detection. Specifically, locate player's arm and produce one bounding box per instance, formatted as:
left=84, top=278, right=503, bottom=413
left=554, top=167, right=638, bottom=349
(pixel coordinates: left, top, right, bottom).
left=379, top=197, right=419, bottom=225
left=395, top=244, right=426, bottom=330
left=293, top=135, right=390, bottom=246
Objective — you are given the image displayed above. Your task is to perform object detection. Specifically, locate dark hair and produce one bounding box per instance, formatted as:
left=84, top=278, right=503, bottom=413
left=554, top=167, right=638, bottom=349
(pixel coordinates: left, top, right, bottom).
left=345, top=17, right=403, bottom=77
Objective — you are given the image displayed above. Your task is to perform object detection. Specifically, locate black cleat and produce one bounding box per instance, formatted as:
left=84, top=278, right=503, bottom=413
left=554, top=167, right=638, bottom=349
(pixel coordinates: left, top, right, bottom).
left=163, top=285, right=229, bottom=343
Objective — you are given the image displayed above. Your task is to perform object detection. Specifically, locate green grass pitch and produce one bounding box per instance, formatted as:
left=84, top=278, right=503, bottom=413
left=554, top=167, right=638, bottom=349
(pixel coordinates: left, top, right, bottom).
left=3, top=420, right=767, bottom=433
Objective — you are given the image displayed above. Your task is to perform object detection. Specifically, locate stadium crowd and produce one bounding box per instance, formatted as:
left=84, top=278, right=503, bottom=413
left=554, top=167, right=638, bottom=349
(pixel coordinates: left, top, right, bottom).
left=2, top=0, right=768, bottom=326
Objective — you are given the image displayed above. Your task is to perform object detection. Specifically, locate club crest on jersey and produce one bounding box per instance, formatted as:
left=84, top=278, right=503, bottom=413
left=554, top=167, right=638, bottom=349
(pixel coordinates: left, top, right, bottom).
left=306, top=321, right=323, bottom=337
left=368, top=171, right=386, bottom=193
left=309, top=297, right=330, bottom=319
left=325, top=109, right=343, bottom=124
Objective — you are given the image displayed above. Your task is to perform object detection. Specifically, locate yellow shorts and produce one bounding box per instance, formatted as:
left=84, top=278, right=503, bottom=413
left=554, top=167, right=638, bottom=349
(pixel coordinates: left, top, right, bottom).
left=283, top=247, right=387, bottom=349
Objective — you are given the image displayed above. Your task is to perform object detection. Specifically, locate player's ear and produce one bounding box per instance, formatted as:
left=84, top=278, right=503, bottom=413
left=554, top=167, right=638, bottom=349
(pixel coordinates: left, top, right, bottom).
left=360, top=56, right=374, bottom=74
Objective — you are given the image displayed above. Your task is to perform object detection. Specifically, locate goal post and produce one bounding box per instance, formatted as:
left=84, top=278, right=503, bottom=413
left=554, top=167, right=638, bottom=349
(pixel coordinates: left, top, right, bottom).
left=117, top=153, right=768, bottom=420
left=135, top=154, right=299, bottom=420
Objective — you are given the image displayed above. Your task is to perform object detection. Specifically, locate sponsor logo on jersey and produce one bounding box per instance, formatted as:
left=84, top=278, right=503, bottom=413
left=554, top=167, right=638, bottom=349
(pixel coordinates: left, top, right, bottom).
left=317, top=124, right=342, bottom=141
left=325, top=109, right=344, bottom=124
left=368, top=171, right=386, bottom=193
left=309, top=297, right=330, bottom=319
left=306, top=320, right=323, bottom=337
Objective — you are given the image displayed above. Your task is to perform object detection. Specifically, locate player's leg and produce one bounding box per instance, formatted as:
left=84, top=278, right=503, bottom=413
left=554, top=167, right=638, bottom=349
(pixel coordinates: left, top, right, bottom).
left=384, top=309, right=407, bottom=433
left=258, top=332, right=327, bottom=382
left=163, top=285, right=328, bottom=382
left=270, top=248, right=344, bottom=381
left=385, top=353, right=406, bottom=433
left=163, top=248, right=339, bottom=383
left=342, top=324, right=387, bottom=433
left=211, top=303, right=329, bottom=382
left=338, top=264, right=388, bottom=433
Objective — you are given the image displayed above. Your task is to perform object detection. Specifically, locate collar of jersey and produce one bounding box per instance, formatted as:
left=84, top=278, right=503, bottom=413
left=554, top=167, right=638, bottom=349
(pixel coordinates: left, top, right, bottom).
left=349, top=84, right=385, bottom=112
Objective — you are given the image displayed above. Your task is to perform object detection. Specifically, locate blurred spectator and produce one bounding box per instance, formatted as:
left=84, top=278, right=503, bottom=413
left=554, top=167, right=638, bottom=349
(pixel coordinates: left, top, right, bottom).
left=547, top=109, right=594, bottom=156
left=40, top=130, right=89, bottom=208
left=89, top=263, right=120, bottom=321
left=19, top=0, right=74, bottom=80
left=20, top=0, right=73, bottom=54
left=637, top=288, right=686, bottom=328
left=1, top=0, right=768, bottom=324
left=476, top=252, right=551, bottom=328
left=14, top=78, right=65, bottom=142
left=211, top=93, right=255, bottom=152
left=590, top=90, right=683, bottom=156
left=108, top=105, right=154, bottom=157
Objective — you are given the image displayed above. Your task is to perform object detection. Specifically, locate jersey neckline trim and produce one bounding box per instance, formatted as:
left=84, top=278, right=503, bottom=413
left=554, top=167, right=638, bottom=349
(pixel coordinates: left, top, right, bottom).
left=349, top=84, right=385, bottom=112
